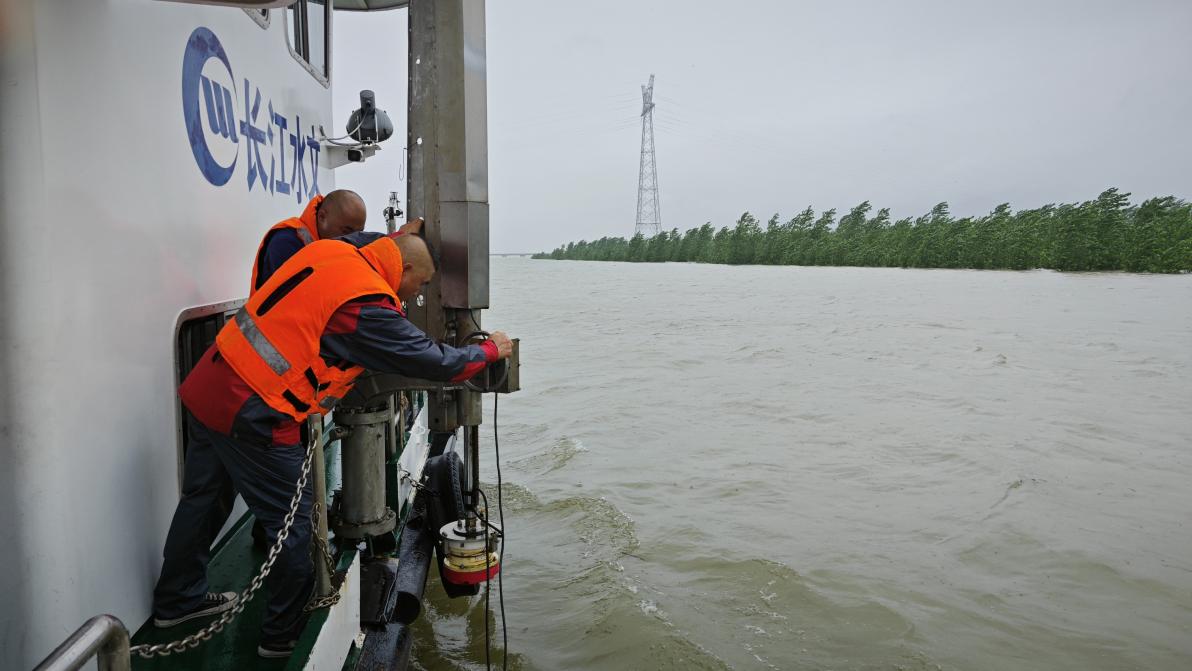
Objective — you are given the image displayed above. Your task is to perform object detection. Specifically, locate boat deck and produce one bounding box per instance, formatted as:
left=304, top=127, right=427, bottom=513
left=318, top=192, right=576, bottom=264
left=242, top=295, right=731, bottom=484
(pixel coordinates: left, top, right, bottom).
left=129, top=515, right=353, bottom=671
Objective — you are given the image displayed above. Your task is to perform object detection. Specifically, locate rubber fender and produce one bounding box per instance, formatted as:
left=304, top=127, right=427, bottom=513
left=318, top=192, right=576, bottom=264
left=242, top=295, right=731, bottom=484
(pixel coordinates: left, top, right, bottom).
left=354, top=619, right=413, bottom=671
left=427, top=430, right=453, bottom=459
left=359, top=558, right=399, bottom=626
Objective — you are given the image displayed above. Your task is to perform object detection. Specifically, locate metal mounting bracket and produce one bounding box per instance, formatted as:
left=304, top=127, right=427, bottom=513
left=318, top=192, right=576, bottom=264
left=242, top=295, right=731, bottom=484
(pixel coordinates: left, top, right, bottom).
left=323, top=142, right=381, bottom=169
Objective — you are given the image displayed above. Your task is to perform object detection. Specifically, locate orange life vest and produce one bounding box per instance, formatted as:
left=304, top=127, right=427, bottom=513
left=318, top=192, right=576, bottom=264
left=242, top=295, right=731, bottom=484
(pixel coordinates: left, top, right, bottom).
left=249, top=194, right=323, bottom=295
left=217, top=235, right=404, bottom=421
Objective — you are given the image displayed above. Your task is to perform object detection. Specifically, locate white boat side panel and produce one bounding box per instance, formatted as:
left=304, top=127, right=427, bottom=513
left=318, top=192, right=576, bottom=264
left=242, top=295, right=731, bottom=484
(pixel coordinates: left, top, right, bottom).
left=1, top=1, right=337, bottom=666
left=396, top=405, right=433, bottom=515
left=304, top=551, right=362, bottom=671
left=0, top=0, right=50, bottom=662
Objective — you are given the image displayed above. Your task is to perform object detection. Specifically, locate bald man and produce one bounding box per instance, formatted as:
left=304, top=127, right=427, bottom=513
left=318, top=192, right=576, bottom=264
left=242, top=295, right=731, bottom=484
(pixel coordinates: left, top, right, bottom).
left=247, top=194, right=428, bottom=547
left=156, top=230, right=511, bottom=658
left=251, top=190, right=368, bottom=294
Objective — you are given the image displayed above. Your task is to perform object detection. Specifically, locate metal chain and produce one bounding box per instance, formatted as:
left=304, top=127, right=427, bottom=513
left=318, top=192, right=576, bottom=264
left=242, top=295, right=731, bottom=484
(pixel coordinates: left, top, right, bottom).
left=304, top=590, right=343, bottom=612
left=310, top=502, right=337, bottom=578
left=304, top=501, right=342, bottom=612
left=129, top=437, right=319, bottom=659
left=397, top=393, right=408, bottom=456
left=399, top=468, right=436, bottom=497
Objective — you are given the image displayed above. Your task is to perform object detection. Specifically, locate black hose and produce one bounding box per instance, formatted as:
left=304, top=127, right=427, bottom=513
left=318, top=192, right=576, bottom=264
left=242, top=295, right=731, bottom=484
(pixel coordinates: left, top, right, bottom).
left=494, top=391, right=508, bottom=670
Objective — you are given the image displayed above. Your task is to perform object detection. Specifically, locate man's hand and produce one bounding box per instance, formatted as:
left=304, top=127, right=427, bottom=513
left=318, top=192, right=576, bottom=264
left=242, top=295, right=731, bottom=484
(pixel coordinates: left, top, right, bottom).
left=488, top=331, right=513, bottom=359
left=398, top=217, right=425, bottom=236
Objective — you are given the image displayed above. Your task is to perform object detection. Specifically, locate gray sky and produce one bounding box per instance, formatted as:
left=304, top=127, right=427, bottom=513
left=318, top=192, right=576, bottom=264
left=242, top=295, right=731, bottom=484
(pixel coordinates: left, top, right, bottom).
left=334, top=0, right=1192, bottom=253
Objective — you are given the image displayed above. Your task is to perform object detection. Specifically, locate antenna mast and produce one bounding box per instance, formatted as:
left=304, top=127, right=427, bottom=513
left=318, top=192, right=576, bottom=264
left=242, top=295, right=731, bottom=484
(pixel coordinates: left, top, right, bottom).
left=635, top=74, right=661, bottom=237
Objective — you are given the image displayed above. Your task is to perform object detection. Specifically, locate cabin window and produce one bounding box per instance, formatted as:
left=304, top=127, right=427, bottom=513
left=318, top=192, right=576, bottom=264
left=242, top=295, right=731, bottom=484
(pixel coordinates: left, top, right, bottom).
left=173, top=301, right=245, bottom=474
left=244, top=8, right=270, bottom=28
left=287, top=0, right=331, bottom=86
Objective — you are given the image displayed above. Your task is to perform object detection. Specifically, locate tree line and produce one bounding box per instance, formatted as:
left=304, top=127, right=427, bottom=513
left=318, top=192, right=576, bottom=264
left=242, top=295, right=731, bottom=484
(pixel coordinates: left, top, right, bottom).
left=532, top=189, right=1192, bottom=273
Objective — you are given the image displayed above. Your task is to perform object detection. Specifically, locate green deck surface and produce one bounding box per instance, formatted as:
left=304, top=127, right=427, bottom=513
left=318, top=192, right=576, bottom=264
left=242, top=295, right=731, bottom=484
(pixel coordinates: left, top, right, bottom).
left=129, top=515, right=340, bottom=671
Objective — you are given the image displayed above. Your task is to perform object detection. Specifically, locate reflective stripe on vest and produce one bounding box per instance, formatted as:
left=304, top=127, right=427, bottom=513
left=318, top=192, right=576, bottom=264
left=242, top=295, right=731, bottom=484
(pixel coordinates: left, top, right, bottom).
left=233, top=308, right=290, bottom=376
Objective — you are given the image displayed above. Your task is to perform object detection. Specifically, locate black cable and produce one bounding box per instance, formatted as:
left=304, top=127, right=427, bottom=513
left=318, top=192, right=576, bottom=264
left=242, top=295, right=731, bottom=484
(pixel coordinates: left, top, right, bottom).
left=460, top=329, right=510, bottom=395
left=475, top=405, right=509, bottom=670
left=494, top=392, right=508, bottom=671
left=485, top=535, right=491, bottom=670
left=479, top=487, right=492, bottom=671
left=476, top=489, right=503, bottom=538
left=459, top=316, right=510, bottom=669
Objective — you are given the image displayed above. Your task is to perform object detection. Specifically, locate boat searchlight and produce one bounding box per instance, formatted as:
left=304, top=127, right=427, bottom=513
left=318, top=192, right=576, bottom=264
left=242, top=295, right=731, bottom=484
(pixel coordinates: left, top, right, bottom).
left=346, top=89, right=394, bottom=144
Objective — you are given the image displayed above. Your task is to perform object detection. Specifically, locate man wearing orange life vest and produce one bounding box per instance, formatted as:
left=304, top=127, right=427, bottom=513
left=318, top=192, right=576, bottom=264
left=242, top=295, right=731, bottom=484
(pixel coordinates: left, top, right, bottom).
left=247, top=191, right=423, bottom=550
left=152, top=231, right=512, bottom=658
left=250, top=189, right=368, bottom=295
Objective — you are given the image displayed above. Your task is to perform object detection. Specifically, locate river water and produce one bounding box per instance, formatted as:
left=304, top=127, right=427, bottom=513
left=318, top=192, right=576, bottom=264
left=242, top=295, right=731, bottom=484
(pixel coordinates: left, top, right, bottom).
left=412, top=258, right=1192, bottom=671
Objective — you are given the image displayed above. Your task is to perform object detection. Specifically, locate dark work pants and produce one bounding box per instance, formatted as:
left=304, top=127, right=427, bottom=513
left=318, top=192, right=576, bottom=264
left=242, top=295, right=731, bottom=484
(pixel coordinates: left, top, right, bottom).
left=153, top=415, right=314, bottom=644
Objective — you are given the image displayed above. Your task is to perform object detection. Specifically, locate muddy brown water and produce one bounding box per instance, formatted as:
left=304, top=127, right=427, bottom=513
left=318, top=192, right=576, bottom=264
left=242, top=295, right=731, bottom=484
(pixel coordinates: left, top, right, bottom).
left=412, top=258, right=1192, bottom=671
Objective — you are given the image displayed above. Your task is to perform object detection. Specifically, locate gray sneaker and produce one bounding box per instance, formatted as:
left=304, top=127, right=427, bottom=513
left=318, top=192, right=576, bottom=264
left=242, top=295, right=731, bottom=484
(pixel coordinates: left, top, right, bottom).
left=153, top=592, right=238, bottom=628
left=257, top=640, right=298, bottom=659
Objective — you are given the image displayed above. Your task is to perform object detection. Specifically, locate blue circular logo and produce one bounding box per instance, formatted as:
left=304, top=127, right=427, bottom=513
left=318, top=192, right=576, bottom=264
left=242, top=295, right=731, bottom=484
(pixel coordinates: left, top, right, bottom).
left=181, top=27, right=239, bottom=186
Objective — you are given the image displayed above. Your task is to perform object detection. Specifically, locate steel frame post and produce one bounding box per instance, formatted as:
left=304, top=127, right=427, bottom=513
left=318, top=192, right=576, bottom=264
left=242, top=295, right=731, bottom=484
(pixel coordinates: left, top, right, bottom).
left=408, top=0, right=490, bottom=436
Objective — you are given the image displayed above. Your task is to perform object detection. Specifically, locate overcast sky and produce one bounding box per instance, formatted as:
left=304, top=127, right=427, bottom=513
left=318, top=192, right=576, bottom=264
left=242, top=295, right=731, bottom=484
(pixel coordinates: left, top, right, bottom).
left=333, top=0, right=1192, bottom=254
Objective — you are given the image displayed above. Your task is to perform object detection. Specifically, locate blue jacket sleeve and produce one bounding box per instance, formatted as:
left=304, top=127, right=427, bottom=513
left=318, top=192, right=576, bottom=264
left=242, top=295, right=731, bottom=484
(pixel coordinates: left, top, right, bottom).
left=337, top=231, right=387, bottom=248
left=320, top=302, right=491, bottom=380
left=258, top=229, right=306, bottom=287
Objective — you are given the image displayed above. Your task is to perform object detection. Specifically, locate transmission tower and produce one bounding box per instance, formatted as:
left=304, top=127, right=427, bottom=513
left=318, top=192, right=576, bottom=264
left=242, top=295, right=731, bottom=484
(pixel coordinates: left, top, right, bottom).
left=635, top=74, right=661, bottom=237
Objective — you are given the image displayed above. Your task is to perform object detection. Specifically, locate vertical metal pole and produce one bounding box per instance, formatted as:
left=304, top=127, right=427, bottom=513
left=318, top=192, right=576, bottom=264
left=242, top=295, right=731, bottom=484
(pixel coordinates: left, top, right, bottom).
left=407, top=0, right=445, bottom=343
left=382, top=395, right=396, bottom=458
left=340, top=409, right=389, bottom=527
left=459, top=423, right=473, bottom=500
left=409, top=0, right=490, bottom=438
left=467, top=424, right=481, bottom=523
left=332, top=407, right=398, bottom=540
left=384, top=192, right=400, bottom=235
left=308, top=417, right=332, bottom=598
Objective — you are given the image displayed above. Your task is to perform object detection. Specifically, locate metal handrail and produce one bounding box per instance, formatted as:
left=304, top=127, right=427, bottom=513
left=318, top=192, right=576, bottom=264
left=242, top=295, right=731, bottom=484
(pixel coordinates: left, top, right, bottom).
left=34, top=614, right=130, bottom=671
